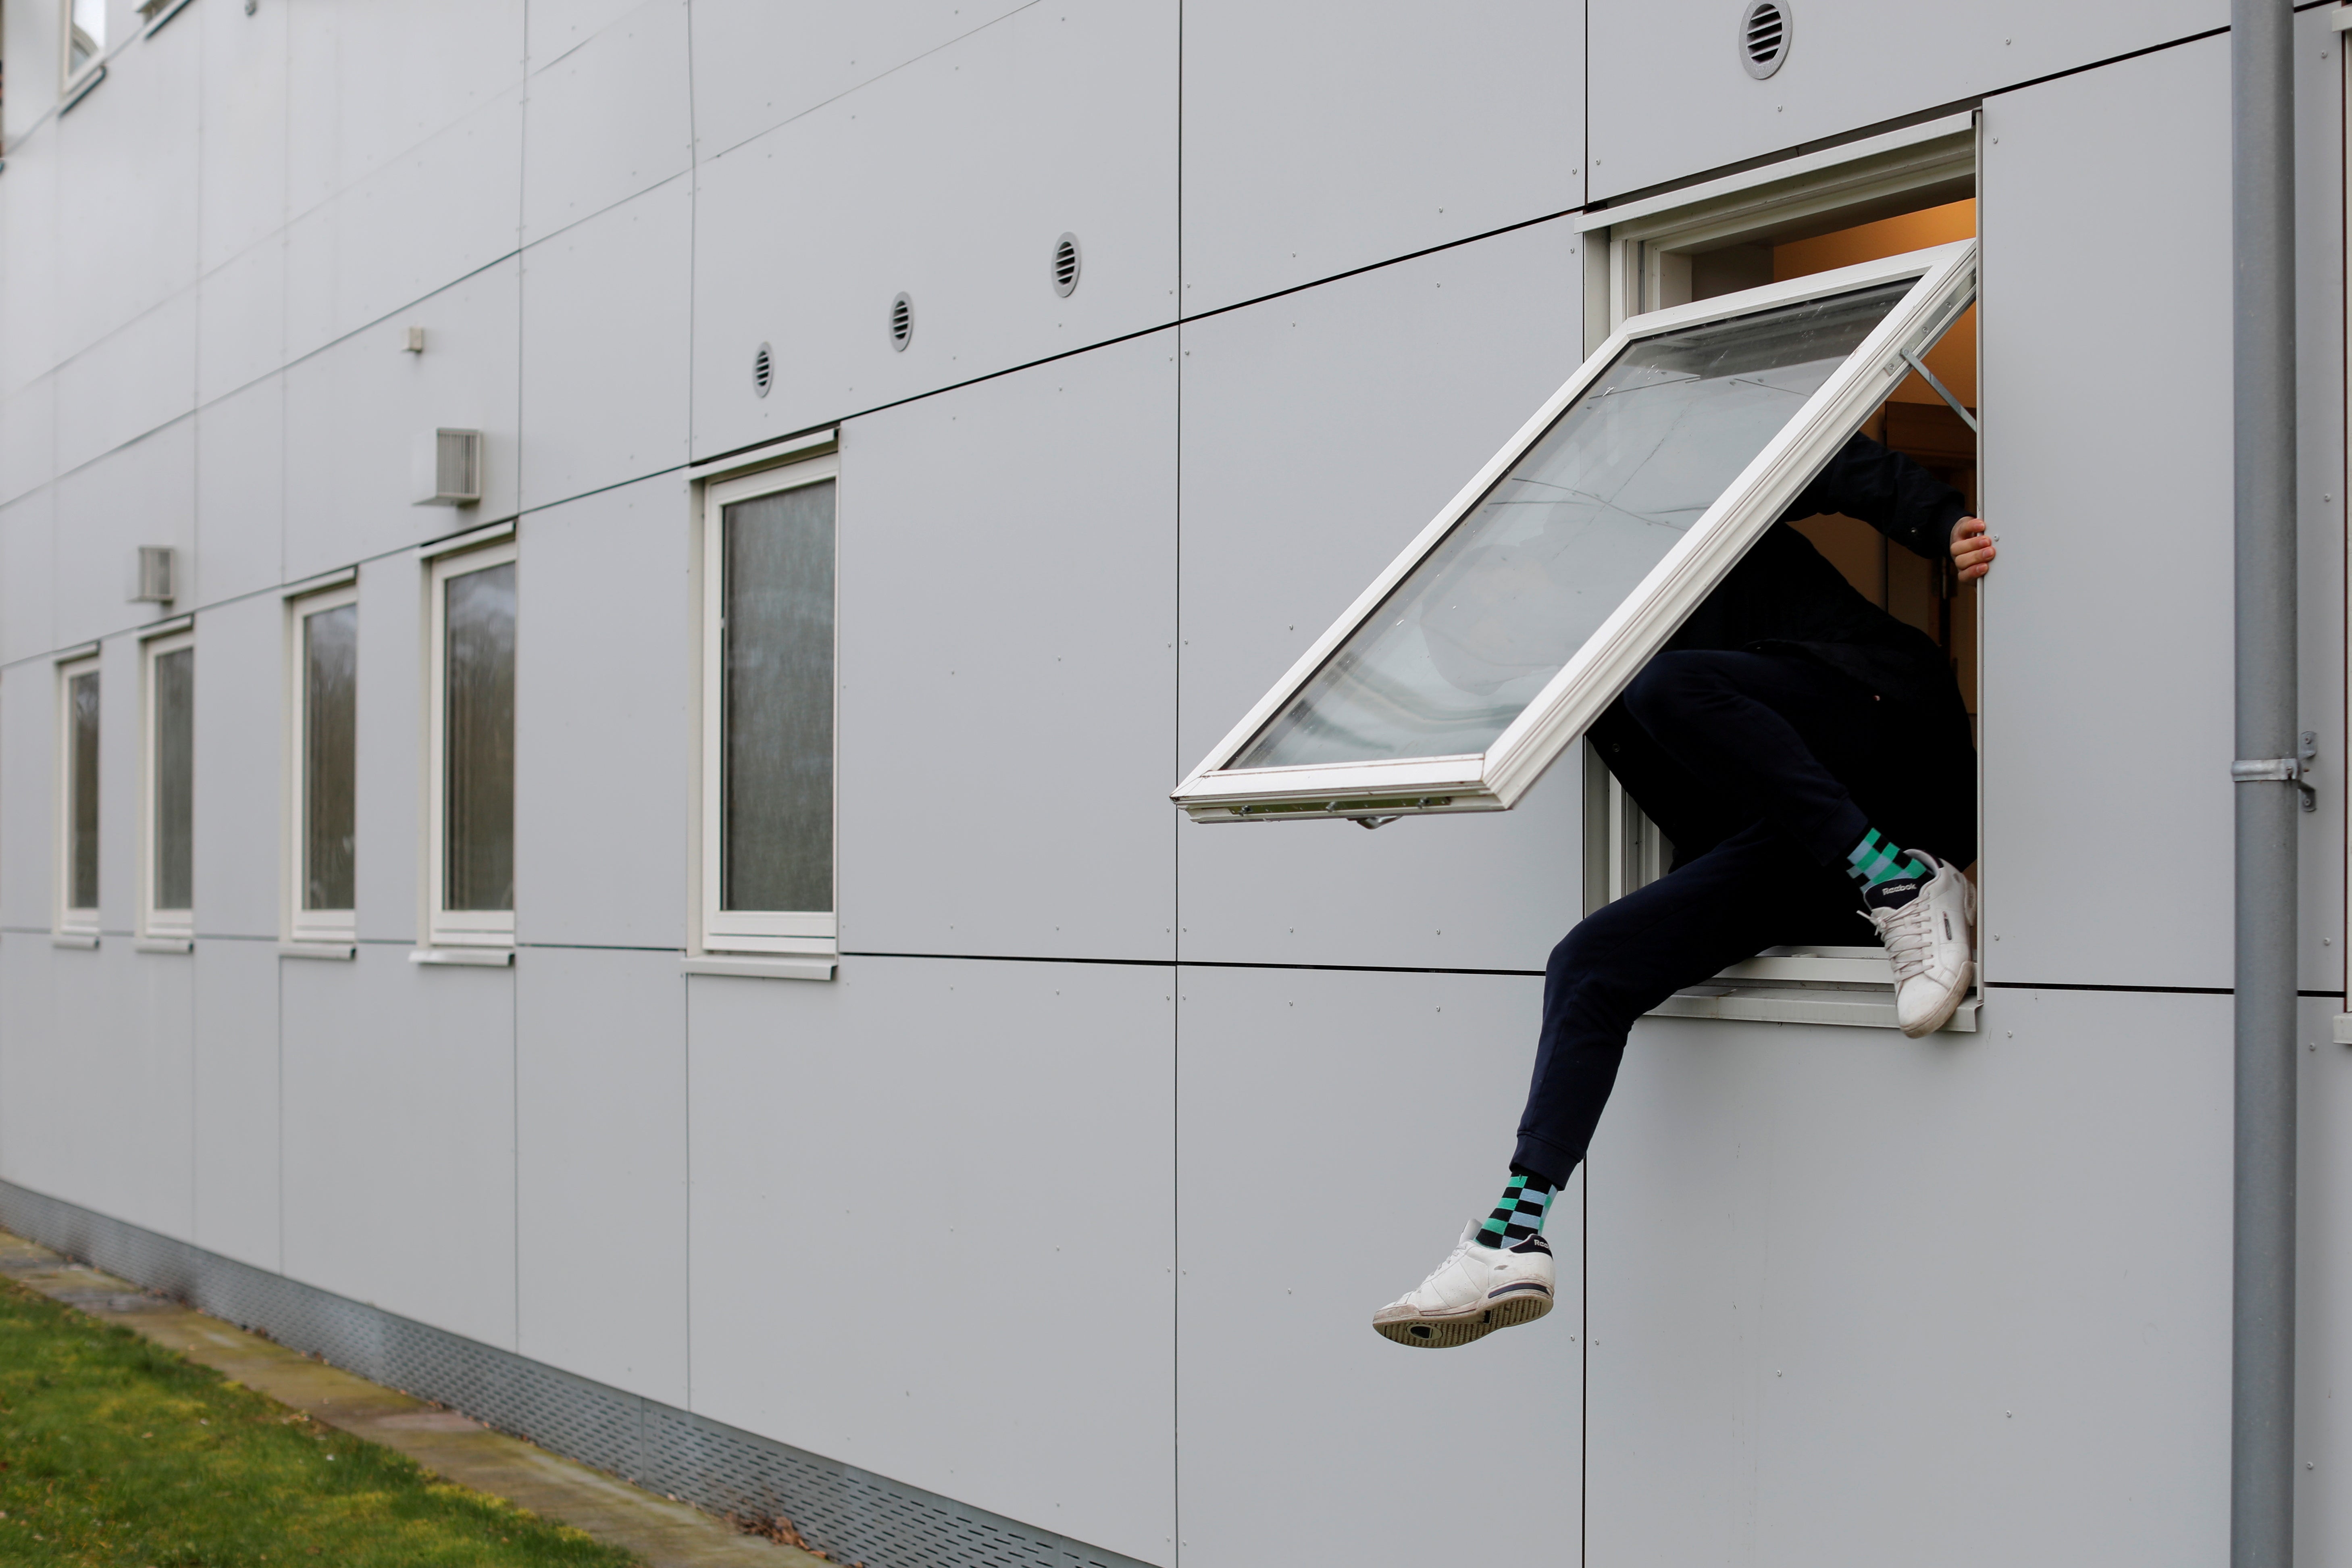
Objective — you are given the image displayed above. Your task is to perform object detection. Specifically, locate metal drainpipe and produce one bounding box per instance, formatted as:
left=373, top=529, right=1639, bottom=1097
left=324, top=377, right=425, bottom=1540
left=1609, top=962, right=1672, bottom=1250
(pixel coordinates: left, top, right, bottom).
left=2231, top=2, right=2298, bottom=1565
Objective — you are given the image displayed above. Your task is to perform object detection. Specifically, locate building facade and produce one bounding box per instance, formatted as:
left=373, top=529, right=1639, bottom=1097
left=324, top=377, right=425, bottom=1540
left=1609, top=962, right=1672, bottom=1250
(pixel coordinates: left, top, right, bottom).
left=0, top=1, right=2347, bottom=1563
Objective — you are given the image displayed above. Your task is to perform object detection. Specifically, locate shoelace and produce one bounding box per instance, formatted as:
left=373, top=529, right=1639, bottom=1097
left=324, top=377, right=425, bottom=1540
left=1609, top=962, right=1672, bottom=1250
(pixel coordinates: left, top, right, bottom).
left=1869, top=895, right=1936, bottom=985
left=1414, top=1234, right=1476, bottom=1294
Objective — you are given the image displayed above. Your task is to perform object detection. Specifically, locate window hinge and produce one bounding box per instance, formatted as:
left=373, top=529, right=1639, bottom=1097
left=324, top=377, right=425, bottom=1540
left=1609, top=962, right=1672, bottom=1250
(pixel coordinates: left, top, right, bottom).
left=2231, top=731, right=2319, bottom=811
left=1897, top=348, right=1977, bottom=433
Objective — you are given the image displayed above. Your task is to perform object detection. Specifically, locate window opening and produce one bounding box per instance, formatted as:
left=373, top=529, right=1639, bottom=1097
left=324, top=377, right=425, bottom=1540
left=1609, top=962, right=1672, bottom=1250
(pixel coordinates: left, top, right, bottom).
left=1171, top=239, right=1977, bottom=827
left=58, top=656, right=100, bottom=933
left=142, top=632, right=195, bottom=938
left=425, top=543, right=516, bottom=947
left=289, top=586, right=358, bottom=942
left=61, top=0, right=102, bottom=87
left=699, top=456, right=839, bottom=958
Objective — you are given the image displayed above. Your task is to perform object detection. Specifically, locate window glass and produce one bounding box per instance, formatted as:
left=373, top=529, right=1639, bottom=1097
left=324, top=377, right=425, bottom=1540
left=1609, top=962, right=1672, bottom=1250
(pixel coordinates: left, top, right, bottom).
left=69, top=671, right=100, bottom=911
left=1233, top=282, right=1911, bottom=770
left=303, top=604, right=358, bottom=911
left=67, top=0, right=104, bottom=74
left=722, top=480, right=835, bottom=914
left=443, top=563, right=515, bottom=913
left=152, top=646, right=194, bottom=912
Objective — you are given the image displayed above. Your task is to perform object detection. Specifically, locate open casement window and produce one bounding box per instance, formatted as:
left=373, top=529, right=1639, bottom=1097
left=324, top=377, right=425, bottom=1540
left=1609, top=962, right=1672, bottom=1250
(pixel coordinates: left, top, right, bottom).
left=425, top=541, right=516, bottom=950
left=139, top=629, right=196, bottom=943
left=1172, top=239, right=1979, bottom=825
left=288, top=585, right=358, bottom=945
left=60, top=0, right=104, bottom=92
left=698, top=457, right=838, bottom=958
left=56, top=654, right=101, bottom=937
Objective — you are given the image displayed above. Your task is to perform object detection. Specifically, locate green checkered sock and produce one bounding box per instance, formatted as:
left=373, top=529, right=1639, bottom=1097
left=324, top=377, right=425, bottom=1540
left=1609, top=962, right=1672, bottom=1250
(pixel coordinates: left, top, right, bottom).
left=1846, top=827, right=1928, bottom=895
left=1476, top=1170, right=1556, bottom=1249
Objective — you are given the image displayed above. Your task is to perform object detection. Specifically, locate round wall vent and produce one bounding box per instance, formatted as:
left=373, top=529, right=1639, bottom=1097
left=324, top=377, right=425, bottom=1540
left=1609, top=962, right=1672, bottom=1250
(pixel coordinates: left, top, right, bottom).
left=751, top=342, right=773, bottom=398
left=889, top=292, right=914, bottom=352
left=1738, top=0, right=1790, bottom=79
left=1052, top=233, right=1082, bottom=298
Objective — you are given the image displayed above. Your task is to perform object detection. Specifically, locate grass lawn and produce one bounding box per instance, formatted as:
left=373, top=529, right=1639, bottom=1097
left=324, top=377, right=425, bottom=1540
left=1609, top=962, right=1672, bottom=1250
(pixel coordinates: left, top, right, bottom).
left=0, top=1278, right=638, bottom=1567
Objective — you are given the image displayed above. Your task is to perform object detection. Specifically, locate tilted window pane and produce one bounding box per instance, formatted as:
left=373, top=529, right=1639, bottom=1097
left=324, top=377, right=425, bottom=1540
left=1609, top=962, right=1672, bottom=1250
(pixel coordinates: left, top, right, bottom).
left=443, top=563, right=516, bottom=912
left=153, top=648, right=194, bottom=912
left=69, top=672, right=100, bottom=911
left=1233, top=282, right=1912, bottom=770
left=722, top=480, right=835, bottom=914
left=68, top=0, right=104, bottom=73
left=303, top=605, right=358, bottom=911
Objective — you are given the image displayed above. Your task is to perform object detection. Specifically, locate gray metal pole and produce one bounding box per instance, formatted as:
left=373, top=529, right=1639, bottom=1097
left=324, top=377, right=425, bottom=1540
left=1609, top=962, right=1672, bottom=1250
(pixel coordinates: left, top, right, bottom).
left=2232, top=2, right=2298, bottom=1565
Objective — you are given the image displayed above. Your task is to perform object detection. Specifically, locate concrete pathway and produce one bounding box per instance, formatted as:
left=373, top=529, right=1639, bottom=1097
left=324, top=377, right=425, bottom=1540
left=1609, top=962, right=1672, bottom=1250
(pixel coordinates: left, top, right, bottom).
left=0, top=1231, right=822, bottom=1568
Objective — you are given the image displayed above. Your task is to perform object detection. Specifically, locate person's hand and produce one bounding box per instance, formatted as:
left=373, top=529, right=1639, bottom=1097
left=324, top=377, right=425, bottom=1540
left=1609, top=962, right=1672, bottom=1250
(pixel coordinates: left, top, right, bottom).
left=1950, top=515, right=1995, bottom=582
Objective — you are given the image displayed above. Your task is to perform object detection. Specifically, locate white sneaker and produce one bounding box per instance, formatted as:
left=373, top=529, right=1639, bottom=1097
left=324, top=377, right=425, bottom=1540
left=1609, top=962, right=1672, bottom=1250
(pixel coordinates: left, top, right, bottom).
left=1372, top=1220, right=1555, bottom=1348
left=1863, top=849, right=1975, bottom=1038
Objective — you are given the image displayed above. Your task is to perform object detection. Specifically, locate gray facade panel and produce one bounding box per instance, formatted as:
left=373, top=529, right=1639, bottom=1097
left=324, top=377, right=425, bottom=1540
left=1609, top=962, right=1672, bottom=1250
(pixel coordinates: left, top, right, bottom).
left=191, top=592, right=283, bottom=938
left=55, top=296, right=198, bottom=481
left=1176, top=219, right=1586, bottom=972
left=1979, top=35, right=2231, bottom=989
left=1586, top=991, right=2231, bottom=1566
left=191, top=375, right=288, bottom=606
left=2300, top=997, right=2352, bottom=1567
left=685, top=0, right=1034, bottom=162
left=688, top=0, right=1178, bottom=459
left=1179, top=0, right=1586, bottom=315
left=521, top=0, right=693, bottom=246
left=280, top=945, right=518, bottom=1350
left=282, top=258, right=520, bottom=585
left=0, top=127, right=61, bottom=401
left=0, top=663, right=54, bottom=929
left=1173, top=963, right=1578, bottom=1566
left=196, top=240, right=290, bottom=410
left=0, top=490, right=57, bottom=671
left=686, top=955, right=1176, bottom=1566
left=515, top=945, right=688, bottom=1407
left=0, top=378, right=57, bottom=508
left=1586, top=0, right=2224, bottom=202
left=837, top=332, right=1176, bottom=962
left=351, top=562, right=420, bottom=946
left=518, top=177, right=693, bottom=513
left=190, top=936, right=282, bottom=1272
left=512, top=474, right=689, bottom=949
left=196, top=0, right=293, bottom=277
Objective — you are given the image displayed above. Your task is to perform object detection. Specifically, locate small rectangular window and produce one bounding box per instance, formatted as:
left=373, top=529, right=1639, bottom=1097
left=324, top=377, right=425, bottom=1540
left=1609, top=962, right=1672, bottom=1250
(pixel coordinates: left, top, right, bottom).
left=289, top=586, right=358, bottom=942
left=62, top=0, right=104, bottom=87
left=57, top=655, right=101, bottom=934
left=426, top=542, right=517, bottom=948
left=141, top=631, right=196, bottom=938
left=699, top=458, right=838, bottom=956
left=1172, top=240, right=1978, bottom=825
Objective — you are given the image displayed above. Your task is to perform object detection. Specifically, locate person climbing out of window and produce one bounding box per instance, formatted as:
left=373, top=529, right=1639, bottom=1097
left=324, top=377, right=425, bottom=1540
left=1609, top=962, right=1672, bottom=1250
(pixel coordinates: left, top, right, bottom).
left=1371, top=430, right=1996, bottom=1349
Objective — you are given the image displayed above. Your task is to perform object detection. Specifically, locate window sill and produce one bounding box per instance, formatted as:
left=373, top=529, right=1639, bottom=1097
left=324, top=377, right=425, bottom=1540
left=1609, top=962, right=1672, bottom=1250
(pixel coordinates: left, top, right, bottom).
left=1652, top=983, right=1979, bottom=1034
left=682, top=954, right=837, bottom=982
left=141, top=0, right=198, bottom=36
left=134, top=937, right=193, bottom=955
left=409, top=947, right=513, bottom=967
left=50, top=933, right=98, bottom=950
left=280, top=941, right=357, bottom=962
left=59, top=65, right=105, bottom=114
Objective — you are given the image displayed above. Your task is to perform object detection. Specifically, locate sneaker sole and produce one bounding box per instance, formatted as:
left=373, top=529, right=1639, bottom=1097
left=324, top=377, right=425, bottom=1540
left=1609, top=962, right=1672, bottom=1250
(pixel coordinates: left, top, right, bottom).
left=1372, top=1291, right=1552, bottom=1349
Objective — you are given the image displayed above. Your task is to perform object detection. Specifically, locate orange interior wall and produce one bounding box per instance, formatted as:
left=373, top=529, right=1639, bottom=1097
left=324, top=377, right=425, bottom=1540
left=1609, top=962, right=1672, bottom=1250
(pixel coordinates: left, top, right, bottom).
left=1774, top=198, right=1976, bottom=408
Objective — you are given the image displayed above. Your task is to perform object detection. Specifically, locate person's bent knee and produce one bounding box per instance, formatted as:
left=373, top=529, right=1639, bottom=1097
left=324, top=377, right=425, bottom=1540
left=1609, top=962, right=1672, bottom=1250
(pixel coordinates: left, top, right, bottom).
left=1621, top=650, right=1727, bottom=731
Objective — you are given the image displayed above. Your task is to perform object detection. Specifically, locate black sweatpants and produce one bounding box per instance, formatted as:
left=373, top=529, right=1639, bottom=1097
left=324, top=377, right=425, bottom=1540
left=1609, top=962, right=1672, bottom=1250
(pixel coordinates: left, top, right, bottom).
left=1510, top=649, right=1975, bottom=1187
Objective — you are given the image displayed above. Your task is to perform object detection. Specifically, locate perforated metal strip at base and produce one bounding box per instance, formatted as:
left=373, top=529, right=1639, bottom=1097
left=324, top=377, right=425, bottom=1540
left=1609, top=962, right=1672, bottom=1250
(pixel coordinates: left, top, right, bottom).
left=0, top=1181, right=1148, bottom=1568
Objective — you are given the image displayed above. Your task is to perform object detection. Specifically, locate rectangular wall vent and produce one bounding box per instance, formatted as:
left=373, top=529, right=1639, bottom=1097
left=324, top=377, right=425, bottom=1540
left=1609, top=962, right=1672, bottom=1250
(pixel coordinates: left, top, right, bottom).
left=414, top=429, right=483, bottom=507
left=128, top=546, right=176, bottom=604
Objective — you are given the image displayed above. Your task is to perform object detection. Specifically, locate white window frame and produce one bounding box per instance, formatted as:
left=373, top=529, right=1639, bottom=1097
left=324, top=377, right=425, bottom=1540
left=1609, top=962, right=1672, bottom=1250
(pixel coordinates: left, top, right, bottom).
left=695, top=454, right=841, bottom=960
left=423, top=538, right=518, bottom=951
left=138, top=627, right=197, bottom=943
left=287, top=583, right=359, bottom=947
left=54, top=652, right=102, bottom=939
left=59, top=0, right=106, bottom=99
left=1171, top=239, right=1979, bottom=827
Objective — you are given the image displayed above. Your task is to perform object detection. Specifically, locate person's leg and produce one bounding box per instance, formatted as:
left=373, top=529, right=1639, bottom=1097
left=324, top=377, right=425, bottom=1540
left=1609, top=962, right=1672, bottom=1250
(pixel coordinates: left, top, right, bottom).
left=1618, top=647, right=1977, bottom=1036
left=1372, top=825, right=1823, bottom=1349
left=1510, top=819, right=1827, bottom=1185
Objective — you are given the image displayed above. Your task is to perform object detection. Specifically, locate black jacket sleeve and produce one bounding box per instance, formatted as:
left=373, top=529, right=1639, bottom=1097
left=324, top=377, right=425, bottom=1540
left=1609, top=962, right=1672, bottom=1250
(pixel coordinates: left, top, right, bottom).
left=1780, top=432, right=1968, bottom=561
